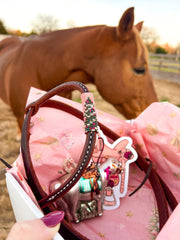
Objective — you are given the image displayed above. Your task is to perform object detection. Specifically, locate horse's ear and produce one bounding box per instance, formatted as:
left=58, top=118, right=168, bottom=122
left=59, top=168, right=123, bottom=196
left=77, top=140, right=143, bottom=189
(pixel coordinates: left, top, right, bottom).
left=135, top=21, right=144, bottom=32
left=117, top=7, right=134, bottom=40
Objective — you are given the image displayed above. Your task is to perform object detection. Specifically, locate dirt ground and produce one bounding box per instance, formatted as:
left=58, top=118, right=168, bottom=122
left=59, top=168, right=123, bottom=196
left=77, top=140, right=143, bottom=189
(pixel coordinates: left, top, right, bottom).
left=0, top=79, right=180, bottom=239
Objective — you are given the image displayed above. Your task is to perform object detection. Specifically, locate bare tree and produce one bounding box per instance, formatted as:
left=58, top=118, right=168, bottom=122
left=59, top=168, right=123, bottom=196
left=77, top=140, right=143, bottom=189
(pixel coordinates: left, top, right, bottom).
left=31, top=14, right=60, bottom=35
left=141, top=26, right=159, bottom=44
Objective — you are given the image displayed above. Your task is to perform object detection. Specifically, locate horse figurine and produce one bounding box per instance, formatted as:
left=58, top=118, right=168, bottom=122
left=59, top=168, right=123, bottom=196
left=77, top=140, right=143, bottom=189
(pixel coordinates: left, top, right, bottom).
left=0, top=7, right=157, bottom=128
left=50, top=134, right=137, bottom=222
left=50, top=158, right=123, bottom=223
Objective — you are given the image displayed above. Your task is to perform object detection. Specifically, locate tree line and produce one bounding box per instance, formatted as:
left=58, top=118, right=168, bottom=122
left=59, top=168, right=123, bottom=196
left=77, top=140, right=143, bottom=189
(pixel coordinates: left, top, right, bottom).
left=140, top=26, right=179, bottom=54
left=0, top=14, right=64, bottom=37
left=0, top=15, right=179, bottom=55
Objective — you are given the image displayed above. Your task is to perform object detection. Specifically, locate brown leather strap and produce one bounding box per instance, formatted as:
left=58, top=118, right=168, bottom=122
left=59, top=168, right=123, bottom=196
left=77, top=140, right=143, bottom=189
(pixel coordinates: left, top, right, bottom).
left=25, top=81, right=89, bottom=116
left=21, top=82, right=178, bottom=240
left=21, top=82, right=98, bottom=206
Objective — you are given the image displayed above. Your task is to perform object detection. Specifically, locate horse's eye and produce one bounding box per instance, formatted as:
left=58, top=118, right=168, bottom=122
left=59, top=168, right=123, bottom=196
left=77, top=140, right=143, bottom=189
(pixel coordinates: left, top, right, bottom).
left=133, top=67, right=146, bottom=75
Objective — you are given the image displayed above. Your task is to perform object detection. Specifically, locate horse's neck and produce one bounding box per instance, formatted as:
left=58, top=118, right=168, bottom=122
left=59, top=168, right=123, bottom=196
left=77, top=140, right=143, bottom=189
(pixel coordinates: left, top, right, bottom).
left=40, top=26, right=108, bottom=85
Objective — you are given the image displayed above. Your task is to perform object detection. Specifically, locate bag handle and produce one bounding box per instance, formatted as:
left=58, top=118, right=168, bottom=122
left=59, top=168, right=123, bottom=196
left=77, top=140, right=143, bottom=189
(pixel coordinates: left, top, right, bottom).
left=21, top=81, right=98, bottom=208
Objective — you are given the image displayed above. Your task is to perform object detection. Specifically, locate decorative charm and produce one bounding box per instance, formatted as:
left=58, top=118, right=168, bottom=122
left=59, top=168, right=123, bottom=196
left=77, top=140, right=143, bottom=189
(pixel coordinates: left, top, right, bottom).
left=92, top=127, right=138, bottom=210
left=81, top=93, right=98, bottom=133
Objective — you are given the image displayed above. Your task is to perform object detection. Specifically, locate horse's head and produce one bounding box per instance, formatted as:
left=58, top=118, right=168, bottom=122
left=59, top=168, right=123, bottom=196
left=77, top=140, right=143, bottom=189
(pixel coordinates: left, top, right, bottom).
left=93, top=7, right=158, bottom=119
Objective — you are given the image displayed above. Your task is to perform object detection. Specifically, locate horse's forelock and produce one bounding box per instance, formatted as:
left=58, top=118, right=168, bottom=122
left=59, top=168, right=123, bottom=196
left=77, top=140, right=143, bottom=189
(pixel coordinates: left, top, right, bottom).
left=131, top=28, right=148, bottom=66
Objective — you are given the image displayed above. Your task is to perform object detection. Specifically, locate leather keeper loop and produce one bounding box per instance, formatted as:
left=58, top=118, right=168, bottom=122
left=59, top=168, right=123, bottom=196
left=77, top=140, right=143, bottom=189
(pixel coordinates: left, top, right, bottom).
left=25, top=102, right=39, bottom=116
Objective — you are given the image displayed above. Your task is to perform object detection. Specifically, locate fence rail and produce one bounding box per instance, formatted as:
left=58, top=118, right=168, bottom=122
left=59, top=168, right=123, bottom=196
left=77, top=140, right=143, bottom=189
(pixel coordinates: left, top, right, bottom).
left=149, top=53, right=180, bottom=83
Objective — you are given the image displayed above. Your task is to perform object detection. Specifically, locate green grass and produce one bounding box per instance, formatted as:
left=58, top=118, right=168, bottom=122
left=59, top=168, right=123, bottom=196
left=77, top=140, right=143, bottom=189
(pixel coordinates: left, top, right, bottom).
left=160, top=97, right=180, bottom=108
left=150, top=66, right=180, bottom=73
left=160, top=97, right=170, bottom=102
left=73, top=97, right=81, bottom=103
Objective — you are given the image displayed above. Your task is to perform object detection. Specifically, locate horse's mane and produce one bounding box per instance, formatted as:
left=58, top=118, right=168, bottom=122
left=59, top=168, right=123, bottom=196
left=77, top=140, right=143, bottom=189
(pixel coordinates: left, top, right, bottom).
left=38, top=25, right=106, bottom=39
left=0, top=36, right=21, bottom=53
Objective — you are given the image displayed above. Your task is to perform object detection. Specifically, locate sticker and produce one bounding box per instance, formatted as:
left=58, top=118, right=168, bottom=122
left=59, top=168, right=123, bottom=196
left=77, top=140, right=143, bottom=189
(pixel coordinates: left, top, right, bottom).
left=93, top=127, right=138, bottom=210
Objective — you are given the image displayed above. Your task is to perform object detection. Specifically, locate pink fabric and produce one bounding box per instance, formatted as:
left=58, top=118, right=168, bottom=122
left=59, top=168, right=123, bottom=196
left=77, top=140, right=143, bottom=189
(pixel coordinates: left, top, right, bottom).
left=157, top=203, right=180, bottom=240
left=9, top=87, right=180, bottom=240
left=131, top=102, right=180, bottom=202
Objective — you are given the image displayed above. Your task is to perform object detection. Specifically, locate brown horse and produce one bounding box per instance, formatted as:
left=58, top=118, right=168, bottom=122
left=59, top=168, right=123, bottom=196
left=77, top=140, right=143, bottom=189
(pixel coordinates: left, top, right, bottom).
left=0, top=7, right=157, bottom=128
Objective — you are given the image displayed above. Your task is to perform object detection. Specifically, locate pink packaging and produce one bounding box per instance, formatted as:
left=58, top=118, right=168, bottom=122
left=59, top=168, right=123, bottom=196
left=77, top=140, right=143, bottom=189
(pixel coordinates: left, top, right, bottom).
left=8, top=87, right=180, bottom=240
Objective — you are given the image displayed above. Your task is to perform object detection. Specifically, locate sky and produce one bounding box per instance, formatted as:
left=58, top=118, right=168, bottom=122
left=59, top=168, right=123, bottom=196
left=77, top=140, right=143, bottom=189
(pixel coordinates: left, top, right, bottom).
left=0, top=0, right=180, bottom=47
